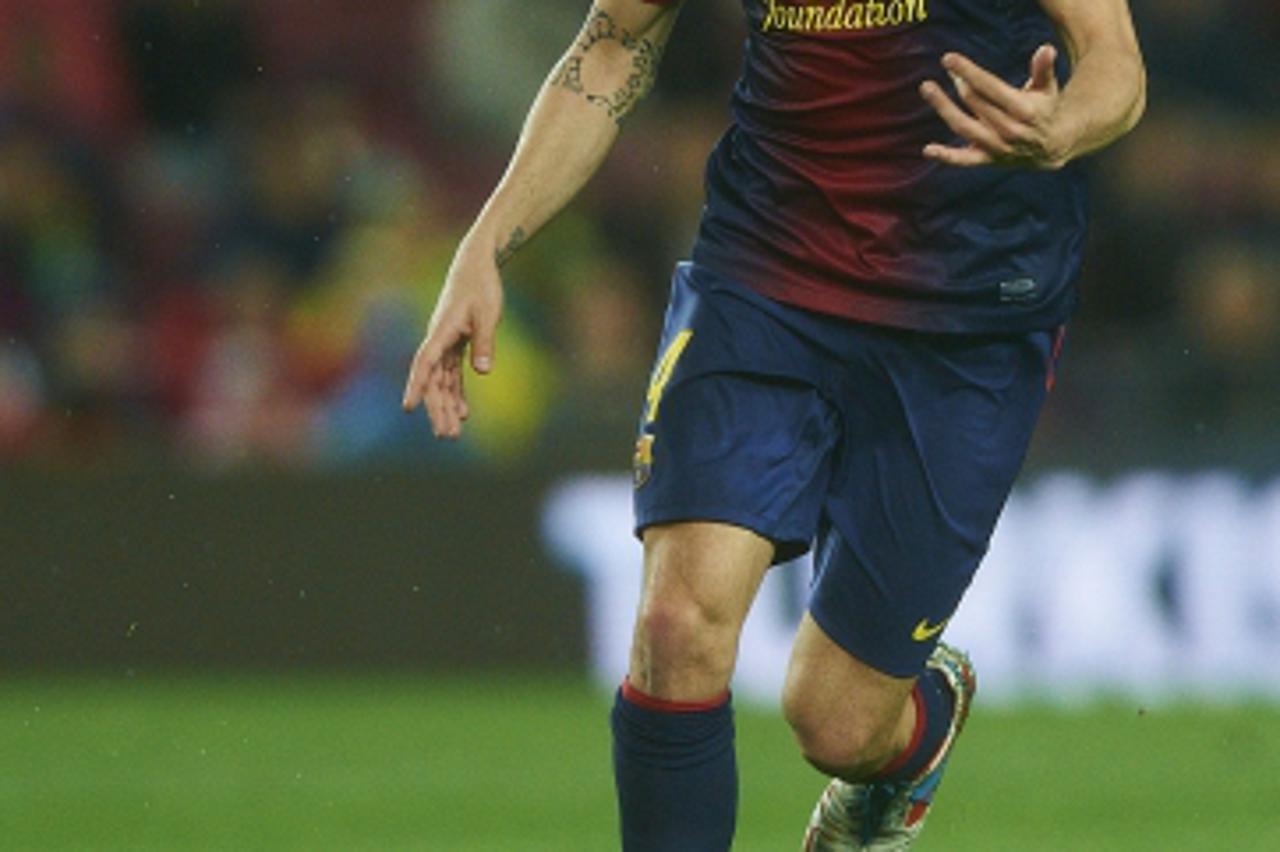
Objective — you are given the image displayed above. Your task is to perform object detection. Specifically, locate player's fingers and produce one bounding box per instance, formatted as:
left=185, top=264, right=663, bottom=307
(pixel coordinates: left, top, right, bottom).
left=453, top=368, right=470, bottom=422
left=470, top=317, right=496, bottom=375
left=941, top=52, right=1035, bottom=124
left=923, top=142, right=994, bottom=168
left=425, top=348, right=468, bottom=438
left=402, top=352, right=437, bottom=413
left=441, top=362, right=461, bottom=427
left=446, top=349, right=472, bottom=434
left=954, top=78, right=1032, bottom=143
left=443, top=353, right=467, bottom=437
left=421, top=363, right=450, bottom=437
left=402, top=363, right=425, bottom=412
left=402, top=326, right=454, bottom=411
left=920, top=80, right=1012, bottom=157
left=406, top=313, right=476, bottom=409
left=1026, top=44, right=1058, bottom=94
left=419, top=374, right=440, bottom=436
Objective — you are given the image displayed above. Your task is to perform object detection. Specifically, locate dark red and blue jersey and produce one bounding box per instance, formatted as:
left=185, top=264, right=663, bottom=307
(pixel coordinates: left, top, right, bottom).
left=687, top=0, right=1088, bottom=333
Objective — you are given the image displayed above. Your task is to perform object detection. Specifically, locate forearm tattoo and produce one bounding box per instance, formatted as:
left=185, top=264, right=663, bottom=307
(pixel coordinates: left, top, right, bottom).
left=494, top=226, right=527, bottom=268
left=550, top=7, right=668, bottom=124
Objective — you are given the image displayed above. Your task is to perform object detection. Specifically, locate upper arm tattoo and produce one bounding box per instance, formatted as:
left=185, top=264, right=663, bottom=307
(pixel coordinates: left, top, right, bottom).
left=550, top=6, right=673, bottom=124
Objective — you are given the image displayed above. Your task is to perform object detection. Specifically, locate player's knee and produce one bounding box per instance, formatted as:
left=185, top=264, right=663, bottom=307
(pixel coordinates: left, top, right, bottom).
left=633, top=594, right=738, bottom=684
left=783, top=692, right=899, bottom=779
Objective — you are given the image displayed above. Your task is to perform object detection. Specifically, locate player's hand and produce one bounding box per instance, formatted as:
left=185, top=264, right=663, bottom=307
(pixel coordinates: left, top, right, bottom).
left=402, top=241, right=504, bottom=439
left=920, top=45, right=1072, bottom=170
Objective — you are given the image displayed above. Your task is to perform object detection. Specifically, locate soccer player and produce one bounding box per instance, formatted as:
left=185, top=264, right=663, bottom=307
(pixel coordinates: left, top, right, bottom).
left=403, top=0, right=1145, bottom=848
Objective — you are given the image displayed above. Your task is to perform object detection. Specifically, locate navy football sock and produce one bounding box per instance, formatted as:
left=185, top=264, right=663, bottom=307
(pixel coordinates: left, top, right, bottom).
left=875, top=668, right=956, bottom=783
left=611, top=681, right=737, bottom=852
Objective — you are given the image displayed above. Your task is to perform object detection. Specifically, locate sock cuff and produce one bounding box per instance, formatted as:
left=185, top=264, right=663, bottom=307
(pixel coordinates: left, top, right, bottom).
left=874, top=682, right=927, bottom=780
left=621, top=678, right=731, bottom=714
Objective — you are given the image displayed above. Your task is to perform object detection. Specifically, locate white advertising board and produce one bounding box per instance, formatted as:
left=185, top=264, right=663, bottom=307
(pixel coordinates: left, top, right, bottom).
left=544, top=473, right=1280, bottom=706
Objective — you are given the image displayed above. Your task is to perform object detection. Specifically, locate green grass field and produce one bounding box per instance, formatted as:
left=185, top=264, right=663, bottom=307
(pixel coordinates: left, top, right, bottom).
left=2, top=675, right=1278, bottom=851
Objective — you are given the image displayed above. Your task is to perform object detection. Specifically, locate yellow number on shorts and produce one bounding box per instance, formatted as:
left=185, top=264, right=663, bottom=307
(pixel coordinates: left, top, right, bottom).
left=644, top=330, right=693, bottom=424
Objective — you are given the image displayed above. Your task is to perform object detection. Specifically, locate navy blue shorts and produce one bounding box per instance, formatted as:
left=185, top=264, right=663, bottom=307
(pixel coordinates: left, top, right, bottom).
left=633, top=263, right=1061, bottom=677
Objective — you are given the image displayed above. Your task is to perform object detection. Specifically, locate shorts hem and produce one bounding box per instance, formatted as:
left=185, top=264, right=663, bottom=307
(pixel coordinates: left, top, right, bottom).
left=634, top=504, right=812, bottom=564
left=807, top=602, right=932, bottom=680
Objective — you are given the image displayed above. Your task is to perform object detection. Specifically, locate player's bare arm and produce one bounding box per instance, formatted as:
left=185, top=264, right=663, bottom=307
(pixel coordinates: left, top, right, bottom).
left=920, top=0, right=1145, bottom=169
left=402, top=0, right=682, bottom=438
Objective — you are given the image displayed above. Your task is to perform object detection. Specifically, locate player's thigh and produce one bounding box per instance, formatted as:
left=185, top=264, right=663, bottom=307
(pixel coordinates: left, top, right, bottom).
left=640, top=521, right=774, bottom=625
left=810, top=327, right=1058, bottom=679
left=631, top=368, right=835, bottom=693
left=629, top=264, right=841, bottom=697
left=630, top=521, right=773, bottom=699
left=629, top=370, right=835, bottom=699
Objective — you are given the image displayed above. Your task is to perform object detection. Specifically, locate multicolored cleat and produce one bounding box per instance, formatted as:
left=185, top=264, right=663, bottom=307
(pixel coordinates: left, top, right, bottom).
left=801, top=643, right=977, bottom=851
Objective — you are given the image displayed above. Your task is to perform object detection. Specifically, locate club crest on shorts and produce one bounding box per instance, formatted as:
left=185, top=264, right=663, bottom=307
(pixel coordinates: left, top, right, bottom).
left=633, top=434, right=655, bottom=488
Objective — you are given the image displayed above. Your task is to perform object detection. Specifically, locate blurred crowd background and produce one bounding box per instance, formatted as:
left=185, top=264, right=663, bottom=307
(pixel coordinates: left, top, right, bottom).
left=1, top=0, right=1277, bottom=474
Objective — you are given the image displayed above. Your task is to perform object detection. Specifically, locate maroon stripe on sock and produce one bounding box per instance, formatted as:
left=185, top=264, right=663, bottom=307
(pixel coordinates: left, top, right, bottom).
left=621, top=679, right=730, bottom=714
left=1046, top=324, right=1067, bottom=391
left=875, top=683, right=927, bottom=779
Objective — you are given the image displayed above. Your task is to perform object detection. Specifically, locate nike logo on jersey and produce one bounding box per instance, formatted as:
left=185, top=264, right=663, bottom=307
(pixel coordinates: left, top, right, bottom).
left=911, top=617, right=948, bottom=642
